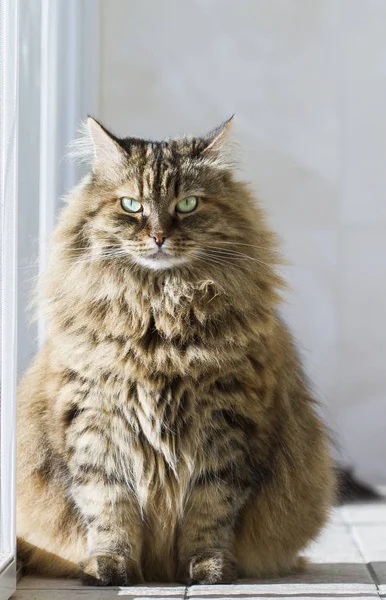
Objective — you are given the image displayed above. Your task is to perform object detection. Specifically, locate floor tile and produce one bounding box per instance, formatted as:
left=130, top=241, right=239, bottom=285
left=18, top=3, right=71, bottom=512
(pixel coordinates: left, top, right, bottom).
left=369, top=561, right=386, bottom=596
left=11, top=586, right=185, bottom=600
left=15, top=565, right=381, bottom=600
left=341, top=501, right=386, bottom=524
left=117, top=588, right=186, bottom=598
left=305, top=523, right=363, bottom=563
left=16, top=577, right=185, bottom=594
left=17, top=576, right=83, bottom=589
left=13, top=582, right=186, bottom=599
left=351, top=523, right=386, bottom=561
left=188, top=564, right=378, bottom=598
left=13, top=593, right=119, bottom=600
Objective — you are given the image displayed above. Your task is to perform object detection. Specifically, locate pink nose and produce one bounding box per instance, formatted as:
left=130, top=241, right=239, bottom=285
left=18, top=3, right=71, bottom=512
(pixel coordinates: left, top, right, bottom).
left=150, top=231, right=168, bottom=248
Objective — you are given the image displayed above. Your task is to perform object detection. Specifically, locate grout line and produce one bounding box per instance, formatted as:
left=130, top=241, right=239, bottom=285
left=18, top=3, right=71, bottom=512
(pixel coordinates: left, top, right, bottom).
left=367, top=562, right=382, bottom=594
left=368, top=571, right=384, bottom=600
left=340, top=510, right=382, bottom=598
left=183, top=584, right=189, bottom=600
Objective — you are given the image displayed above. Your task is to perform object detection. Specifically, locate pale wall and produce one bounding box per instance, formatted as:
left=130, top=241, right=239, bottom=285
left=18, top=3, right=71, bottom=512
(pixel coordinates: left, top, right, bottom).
left=99, top=0, right=386, bottom=484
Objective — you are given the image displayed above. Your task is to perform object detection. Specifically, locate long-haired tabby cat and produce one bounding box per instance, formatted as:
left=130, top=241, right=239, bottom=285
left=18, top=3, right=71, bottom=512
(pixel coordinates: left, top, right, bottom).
left=17, top=117, right=335, bottom=586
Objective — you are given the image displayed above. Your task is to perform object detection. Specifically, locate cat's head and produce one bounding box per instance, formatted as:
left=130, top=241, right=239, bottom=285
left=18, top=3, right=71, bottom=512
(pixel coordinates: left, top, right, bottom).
left=65, top=117, right=259, bottom=273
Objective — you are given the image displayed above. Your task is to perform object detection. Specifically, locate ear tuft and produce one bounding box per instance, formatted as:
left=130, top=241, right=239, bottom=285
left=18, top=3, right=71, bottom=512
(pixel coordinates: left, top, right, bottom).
left=67, top=117, right=126, bottom=171
left=203, top=115, right=235, bottom=154
left=87, top=117, right=126, bottom=167
left=67, top=120, right=95, bottom=165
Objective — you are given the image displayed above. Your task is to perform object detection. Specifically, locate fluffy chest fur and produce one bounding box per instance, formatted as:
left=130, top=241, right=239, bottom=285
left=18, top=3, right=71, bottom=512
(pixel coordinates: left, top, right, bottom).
left=49, top=276, right=269, bottom=517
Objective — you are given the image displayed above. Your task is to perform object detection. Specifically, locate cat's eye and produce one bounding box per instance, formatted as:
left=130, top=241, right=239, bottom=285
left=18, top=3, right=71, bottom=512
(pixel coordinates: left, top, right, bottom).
left=176, top=196, right=198, bottom=214
left=120, top=197, right=143, bottom=213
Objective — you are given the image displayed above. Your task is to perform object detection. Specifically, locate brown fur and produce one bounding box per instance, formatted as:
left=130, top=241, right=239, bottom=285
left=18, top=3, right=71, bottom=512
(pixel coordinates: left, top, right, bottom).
left=17, top=118, right=335, bottom=585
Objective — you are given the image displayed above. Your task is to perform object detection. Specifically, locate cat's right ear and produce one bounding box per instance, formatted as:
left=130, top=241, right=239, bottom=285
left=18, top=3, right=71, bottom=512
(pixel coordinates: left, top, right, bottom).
left=87, top=117, right=127, bottom=171
left=68, top=117, right=127, bottom=176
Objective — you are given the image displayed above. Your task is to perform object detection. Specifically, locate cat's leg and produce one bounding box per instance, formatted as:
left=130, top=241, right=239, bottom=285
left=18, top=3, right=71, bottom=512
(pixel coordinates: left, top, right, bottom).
left=67, top=420, right=143, bottom=587
left=73, top=479, right=143, bottom=586
left=177, top=480, right=250, bottom=585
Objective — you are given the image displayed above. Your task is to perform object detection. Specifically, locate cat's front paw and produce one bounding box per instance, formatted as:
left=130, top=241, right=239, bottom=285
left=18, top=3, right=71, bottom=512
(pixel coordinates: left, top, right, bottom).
left=180, top=550, right=237, bottom=585
left=80, top=553, right=142, bottom=586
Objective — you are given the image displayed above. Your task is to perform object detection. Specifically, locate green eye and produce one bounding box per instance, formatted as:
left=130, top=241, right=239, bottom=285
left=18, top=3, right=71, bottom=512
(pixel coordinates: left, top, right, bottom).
left=176, top=196, right=198, bottom=214
left=120, top=197, right=143, bottom=213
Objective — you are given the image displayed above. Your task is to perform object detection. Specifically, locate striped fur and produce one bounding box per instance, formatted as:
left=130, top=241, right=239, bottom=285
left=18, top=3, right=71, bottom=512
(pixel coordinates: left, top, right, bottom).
left=17, top=118, right=335, bottom=585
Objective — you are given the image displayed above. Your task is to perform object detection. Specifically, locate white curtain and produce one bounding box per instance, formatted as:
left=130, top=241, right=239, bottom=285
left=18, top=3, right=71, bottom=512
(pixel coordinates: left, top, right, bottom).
left=17, top=0, right=99, bottom=376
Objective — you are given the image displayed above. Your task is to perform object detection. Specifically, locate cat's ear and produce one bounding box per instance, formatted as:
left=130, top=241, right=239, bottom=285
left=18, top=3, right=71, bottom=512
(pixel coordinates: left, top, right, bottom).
left=202, top=115, right=235, bottom=155
left=87, top=117, right=127, bottom=169
left=68, top=117, right=127, bottom=175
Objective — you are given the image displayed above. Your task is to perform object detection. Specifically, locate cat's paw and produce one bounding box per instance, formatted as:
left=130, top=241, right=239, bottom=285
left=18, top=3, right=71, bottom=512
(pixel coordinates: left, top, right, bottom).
left=180, top=550, right=237, bottom=585
left=80, top=553, right=142, bottom=586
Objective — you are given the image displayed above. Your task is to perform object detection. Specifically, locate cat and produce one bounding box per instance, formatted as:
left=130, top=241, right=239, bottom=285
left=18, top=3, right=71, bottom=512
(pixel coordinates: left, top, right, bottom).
left=17, top=116, right=335, bottom=586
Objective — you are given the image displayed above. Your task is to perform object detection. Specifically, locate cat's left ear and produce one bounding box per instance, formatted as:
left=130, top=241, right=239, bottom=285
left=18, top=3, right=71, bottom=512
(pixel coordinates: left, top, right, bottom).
left=202, top=115, right=235, bottom=155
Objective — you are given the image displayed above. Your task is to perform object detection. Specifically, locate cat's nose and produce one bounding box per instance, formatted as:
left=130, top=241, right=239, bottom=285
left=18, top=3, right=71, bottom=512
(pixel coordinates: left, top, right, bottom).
left=150, top=231, right=169, bottom=248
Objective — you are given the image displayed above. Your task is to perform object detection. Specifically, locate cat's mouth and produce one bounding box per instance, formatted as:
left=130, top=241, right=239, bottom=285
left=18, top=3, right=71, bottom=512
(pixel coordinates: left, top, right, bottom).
left=135, top=249, right=189, bottom=271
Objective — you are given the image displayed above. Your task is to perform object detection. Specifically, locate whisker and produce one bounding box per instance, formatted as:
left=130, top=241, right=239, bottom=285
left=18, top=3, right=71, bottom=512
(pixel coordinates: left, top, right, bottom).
left=64, top=246, right=124, bottom=256
left=208, top=241, right=276, bottom=251
left=196, top=251, right=275, bottom=277
left=204, top=250, right=273, bottom=265
left=57, top=250, right=130, bottom=267
left=193, top=251, right=230, bottom=266
left=201, top=247, right=273, bottom=270
left=55, top=239, right=123, bottom=248
left=193, top=251, right=244, bottom=271
left=193, top=255, right=231, bottom=271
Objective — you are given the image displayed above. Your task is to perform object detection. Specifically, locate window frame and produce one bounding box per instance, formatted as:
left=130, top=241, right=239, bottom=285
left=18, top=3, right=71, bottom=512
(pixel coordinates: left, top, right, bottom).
left=0, top=0, right=19, bottom=596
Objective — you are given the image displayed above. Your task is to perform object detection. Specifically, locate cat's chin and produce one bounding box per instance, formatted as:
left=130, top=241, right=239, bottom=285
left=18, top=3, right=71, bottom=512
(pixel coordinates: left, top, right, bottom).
left=134, top=255, right=189, bottom=271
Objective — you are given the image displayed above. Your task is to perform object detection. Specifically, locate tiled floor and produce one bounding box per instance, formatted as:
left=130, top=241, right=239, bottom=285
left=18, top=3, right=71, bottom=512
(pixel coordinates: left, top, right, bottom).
left=13, top=496, right=386, bottom=599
